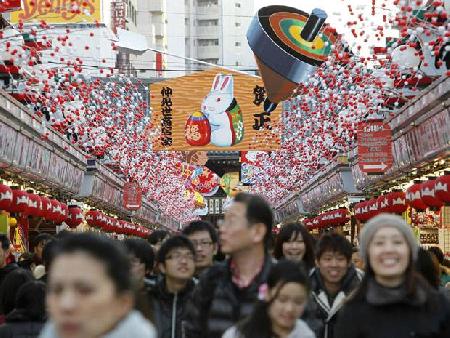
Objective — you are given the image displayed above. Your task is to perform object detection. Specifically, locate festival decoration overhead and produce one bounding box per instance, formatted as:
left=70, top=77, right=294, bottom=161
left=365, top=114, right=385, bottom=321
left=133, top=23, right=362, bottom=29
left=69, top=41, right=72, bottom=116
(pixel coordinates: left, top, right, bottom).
left=0, top=0, right=448, bottom=219
left=247, top=5, right=336, bottom=112
left=149, top=67, right=281, bottom=151
left=220, top=172, right=240, bottom=197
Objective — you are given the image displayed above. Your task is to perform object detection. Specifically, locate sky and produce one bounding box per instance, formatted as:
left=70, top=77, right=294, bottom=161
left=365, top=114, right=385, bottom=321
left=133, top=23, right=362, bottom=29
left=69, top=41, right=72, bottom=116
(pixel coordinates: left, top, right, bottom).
left=253, top=0, right=400, bottom=57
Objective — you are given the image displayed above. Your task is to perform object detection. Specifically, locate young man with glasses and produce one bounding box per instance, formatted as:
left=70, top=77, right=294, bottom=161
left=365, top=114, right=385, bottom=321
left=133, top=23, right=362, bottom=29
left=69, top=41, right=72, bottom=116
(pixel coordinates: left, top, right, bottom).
left=148, top=235, right=196, bottom=338
left=186, top=193, right=274, bottom=338
left=182, top=220, right=218, bottom=277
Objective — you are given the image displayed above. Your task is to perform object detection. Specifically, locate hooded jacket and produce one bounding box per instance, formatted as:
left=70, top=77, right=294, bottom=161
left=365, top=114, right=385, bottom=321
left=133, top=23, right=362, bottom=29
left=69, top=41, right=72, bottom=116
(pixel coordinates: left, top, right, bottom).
left=148, top=277, right=196, bottom=338
left=302, top=266, right=363, bottom=338
left=0, top=263, right=18, bottom=287
left=38, top=310, right=157, bottom=338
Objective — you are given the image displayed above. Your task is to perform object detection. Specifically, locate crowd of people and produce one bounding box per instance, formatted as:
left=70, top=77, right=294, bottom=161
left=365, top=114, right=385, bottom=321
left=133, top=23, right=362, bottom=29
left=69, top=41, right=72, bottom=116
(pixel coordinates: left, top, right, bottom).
left=0, top=192, right=449, bottom=338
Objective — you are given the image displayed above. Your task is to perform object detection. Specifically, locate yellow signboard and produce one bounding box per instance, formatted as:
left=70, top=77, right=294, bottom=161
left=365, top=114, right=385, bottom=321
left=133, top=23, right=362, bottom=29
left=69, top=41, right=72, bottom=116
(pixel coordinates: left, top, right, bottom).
left=10, top=0, right=101, bottom=24
left=148, top=67, right=281, bottom=151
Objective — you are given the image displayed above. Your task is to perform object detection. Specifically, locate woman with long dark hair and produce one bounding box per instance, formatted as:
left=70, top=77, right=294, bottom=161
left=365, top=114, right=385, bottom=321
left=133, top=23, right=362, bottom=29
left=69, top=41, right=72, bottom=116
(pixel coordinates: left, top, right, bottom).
left=273, top=223, right=315, bottom=271
left=335, top=214, right=450, bottom=338
left=222, top=260, right=315, bottom=338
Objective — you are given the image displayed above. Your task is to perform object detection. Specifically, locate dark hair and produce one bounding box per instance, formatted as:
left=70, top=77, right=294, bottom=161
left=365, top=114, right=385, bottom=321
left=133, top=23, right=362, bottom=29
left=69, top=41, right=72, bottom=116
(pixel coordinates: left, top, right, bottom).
left=33, top=233, right=53, bottom=248
left=18, top=252, right=35, bottom=271
left=237, top=260, right=310, bottom=338
left=273, top=223, right=315, bottom=270
left=0, top=268, right=34, bottom=316
left=182, top=220, right=218, bottom=244
left=316, top=232, right=352, bottom=261
left=234, top=193, right=273, bottom=248
left=10, top=281, right=46, bottom=322
left=157, top=235, right=196, bottom=264
left=0, top=234, right=10, bottom=251
left=428, top=246, right=444, bottom=265
left=42, top=240, right=58, bottom=271
left=123, top=238, right=155, bottom=271
left=416, top=248, right=440, bottom=289
left=52, top=233, right=132, bottom=293
left=147, top=229, right=170, bottom=245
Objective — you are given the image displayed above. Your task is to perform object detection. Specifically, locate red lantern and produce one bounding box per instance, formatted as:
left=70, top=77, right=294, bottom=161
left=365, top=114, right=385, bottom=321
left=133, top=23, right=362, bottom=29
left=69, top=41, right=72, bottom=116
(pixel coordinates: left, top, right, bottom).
left=435, top=172, right=450, bottom=205
left=303, top=218, right=313, bottom=230
left=85, top=210, right=101, bottom=228
left=10, top=190, right=29, bottom=214
left=367, top=198, right=379, bottom=220
left=67, top=206, right=83, bottom=228
left=385, top=191, right=408, bottom=214
left=406, top=181, right=427, bottom=211
left=420, top=178, right=443, bottom=210
left=312, top=217, right=320, bottom=229
left=334, top=208, right=349, bottom=225
left=0, top=0, right=22, bottom=13
left=185, top=111, right=211, bottom=146
left=354, top=202, right=364, bottom=221
left=377, top=195, right=389, bottom=213
left=27, top=193, right=42, bottom=217
left=360, top=201, right=371, bottom=222
left=39, top=196, right=52, bottom=219
left=48, top=199, right=61, bottom=222
left=0, top=184, right=13, bottom=211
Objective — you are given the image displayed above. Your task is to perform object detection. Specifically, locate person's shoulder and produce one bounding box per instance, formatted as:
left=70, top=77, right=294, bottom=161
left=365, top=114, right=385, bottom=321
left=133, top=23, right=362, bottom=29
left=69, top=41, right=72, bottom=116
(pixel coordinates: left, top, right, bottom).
left=199, top=261, right=229, bottom=282
left=292, top=319, right=316, bottom=338
left=222, top=325, right=239, bottom=338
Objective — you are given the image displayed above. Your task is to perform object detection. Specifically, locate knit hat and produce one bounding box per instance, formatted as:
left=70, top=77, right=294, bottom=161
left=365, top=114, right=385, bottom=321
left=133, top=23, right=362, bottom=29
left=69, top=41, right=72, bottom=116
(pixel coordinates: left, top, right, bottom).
left=359, top=213, right=419, bottom=264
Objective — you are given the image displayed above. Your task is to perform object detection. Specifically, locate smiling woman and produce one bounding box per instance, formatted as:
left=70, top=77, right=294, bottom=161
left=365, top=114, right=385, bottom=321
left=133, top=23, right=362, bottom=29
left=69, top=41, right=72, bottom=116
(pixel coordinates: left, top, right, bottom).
left=335, top=214, right=450, bottom=338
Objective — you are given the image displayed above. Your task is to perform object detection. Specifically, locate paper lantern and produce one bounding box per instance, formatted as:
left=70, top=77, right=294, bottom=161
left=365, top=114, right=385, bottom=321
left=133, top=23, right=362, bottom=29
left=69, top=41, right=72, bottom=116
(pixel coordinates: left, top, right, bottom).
left=359, top=201, right=371, bottom=222
left=333, top=208, right=349, bottom=226
left=49, top=199, right=62, bottom=222
left=354, top=202, right=365, bottom=221
left=420, top=178, right=443, bottom=210
left=39, top=196, right=52, bottom=219
left=85, top=210, right=102, bottom=228
left=435, top=172, right=450, bottom=205
left=27, top=193, right=42, bottom=217
left=0, top=184, right=13, bottom=211
left=385, top=191, right=408, bottom=214
left=10, top=190, right=29, bottom=214
left=67, top=206, right=83, bottom=228
left=377, top=195, right=389, bottom=213
left=367, top=199, right=379, bottom=220
left=406, top=181, right=427, bottom=211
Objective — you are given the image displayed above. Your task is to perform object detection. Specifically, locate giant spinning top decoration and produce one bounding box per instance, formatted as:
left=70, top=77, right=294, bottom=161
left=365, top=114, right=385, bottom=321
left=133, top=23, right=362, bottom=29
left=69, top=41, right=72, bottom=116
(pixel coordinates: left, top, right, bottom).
left=247, top=6, right=336, bottom=112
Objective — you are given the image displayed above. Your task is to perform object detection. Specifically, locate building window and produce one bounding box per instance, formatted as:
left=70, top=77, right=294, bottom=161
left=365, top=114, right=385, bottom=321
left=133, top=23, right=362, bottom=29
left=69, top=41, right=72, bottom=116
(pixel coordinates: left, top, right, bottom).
left=235, top=61, right=240, bottom=66
left=197, top=39, right=219, bottom=46
left=200, top=58, right=219, bottom=64
left=235, top=41, right=241, bottom=47
left=197, top=0, right=218, bottom=6
left=235, top=22, right=241, bottom=27
left=235, top=2, right=241, bottom=7
left=197, top=19, right=219, bottom=26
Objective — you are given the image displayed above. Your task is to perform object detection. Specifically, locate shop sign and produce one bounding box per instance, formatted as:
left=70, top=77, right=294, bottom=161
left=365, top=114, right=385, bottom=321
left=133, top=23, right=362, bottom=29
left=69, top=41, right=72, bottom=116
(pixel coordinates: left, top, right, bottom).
left=207, top=197, right=225, bottom=215
left=0, top=123, right=18, bottom=167
left=357, top=121, right=393, bottom=174
left=123, top=182, right=142, bottom=211
left=10, top=0, right=101, bottom=24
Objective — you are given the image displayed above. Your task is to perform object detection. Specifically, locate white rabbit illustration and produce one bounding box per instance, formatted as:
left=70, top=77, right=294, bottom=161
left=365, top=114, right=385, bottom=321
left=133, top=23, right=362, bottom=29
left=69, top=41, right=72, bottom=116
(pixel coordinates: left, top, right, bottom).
left=201, top=74, right=244, bottom=147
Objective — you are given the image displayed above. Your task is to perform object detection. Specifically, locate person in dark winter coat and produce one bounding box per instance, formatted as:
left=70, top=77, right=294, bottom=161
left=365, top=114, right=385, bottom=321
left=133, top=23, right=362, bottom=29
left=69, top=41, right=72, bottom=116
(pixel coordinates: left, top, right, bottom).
left=185, top=193, right=275, bottom=338
left=0, top=281, right=46, bottom=338
left=335, top=214, right=450, bottom=338
left=149, top=235, right=196, bottom=338
left=302, top=233, right=363, bottom=338
left=0, top=235, right=18, bottom=287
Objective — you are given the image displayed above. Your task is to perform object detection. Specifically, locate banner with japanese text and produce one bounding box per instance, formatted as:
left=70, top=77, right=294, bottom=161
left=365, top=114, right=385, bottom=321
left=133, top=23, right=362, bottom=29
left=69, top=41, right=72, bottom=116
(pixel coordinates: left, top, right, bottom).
left=148, top=67, right=281, bottom=151
left=10, top=0, right=101, bottom=24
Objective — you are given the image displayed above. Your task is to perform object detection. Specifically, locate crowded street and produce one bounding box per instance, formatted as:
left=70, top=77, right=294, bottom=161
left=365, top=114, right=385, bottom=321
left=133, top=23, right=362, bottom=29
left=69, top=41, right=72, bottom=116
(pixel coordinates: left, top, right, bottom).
left=0, top=0, right=449, bottom=337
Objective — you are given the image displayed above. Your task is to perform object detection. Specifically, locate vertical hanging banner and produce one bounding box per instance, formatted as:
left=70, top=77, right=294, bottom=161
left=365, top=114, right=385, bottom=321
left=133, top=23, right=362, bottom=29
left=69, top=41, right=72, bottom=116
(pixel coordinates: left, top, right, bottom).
left=123, top=182, right=142, bottom=211
left=10, top=0, right=101, bottom=24
left=148, top=67, right=281, bottom=151
left=357, top=121, right=393, bottom=174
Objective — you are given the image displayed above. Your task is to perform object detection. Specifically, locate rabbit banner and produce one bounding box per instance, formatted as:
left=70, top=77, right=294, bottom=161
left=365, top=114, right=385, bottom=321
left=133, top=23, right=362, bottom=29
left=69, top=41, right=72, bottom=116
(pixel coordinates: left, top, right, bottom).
left=148, top=67, right=281, bottom=151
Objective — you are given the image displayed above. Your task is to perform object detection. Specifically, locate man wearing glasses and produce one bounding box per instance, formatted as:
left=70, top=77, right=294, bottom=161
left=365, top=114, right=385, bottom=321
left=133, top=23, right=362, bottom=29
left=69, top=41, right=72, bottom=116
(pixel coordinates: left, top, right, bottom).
left=148, top=235, right=197, bottom=338
left=182, top=220, right=218, bottom=277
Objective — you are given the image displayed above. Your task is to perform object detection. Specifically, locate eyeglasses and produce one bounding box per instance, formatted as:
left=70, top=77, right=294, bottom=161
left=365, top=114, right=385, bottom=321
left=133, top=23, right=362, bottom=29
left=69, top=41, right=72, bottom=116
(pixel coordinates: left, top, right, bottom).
left=166, top=252, right=195, bottom=261
left=191, top=240, right=213, bottom=248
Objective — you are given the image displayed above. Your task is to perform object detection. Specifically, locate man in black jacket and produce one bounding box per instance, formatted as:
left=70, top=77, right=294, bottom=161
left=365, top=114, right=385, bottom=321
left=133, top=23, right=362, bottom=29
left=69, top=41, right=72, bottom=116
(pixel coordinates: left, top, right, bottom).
left=0, top=235, right=17, bottom=287
left=303, top=233, right=363, bottom=338
left=185, top=193, right=274, bottom=338
left=149, top=235, right=196, bottom=338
